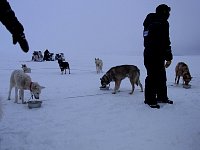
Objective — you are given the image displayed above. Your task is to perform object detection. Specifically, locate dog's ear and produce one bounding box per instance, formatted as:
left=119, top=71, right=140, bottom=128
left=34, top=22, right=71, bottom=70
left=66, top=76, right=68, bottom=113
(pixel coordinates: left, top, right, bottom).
left=40, top=86, right=45, bottom=89
left=100, top=78, right=102, bottom=81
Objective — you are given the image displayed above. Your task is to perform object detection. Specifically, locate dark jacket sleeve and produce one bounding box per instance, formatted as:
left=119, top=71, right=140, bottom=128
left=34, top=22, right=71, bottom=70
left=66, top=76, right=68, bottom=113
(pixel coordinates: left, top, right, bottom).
left=163, top=22, right=173, bottom=61
left=0, top=0, right=24, bottom=36
left=165, top=46, right=173, bottom=61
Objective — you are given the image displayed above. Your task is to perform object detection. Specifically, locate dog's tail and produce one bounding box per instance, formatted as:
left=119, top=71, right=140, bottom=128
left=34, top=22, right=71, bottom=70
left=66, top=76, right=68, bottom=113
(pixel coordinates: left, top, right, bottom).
left=135, top=71, right=140, bottom=86
left=132, top=66, right=140, bottom=86
left=135, top=67, right=143, bottom=91
left=135, top=71, right=144, bottom=92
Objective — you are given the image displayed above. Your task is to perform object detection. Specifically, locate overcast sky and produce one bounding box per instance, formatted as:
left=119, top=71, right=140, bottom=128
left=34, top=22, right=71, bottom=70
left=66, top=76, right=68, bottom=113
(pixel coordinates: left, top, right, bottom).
left=1, top=0, right=200, bottom=57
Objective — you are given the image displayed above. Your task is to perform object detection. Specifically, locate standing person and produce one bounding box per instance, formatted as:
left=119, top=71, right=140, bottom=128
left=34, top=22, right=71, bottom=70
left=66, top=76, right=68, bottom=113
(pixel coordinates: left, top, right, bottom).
left=143, top=4, right=173, bottom=109
left=0, top=0, right=29, bottom=52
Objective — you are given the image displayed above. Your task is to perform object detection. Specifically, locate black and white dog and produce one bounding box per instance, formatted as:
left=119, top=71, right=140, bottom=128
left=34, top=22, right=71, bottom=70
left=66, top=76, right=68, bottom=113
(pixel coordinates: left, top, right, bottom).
left=57, top=59, right=70, bottom=74
left=21, top=64, right=31, bottom=73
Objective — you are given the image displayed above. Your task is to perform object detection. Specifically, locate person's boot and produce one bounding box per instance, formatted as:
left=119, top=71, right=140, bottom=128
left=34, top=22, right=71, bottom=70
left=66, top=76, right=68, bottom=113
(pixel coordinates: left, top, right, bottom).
left=144, top=101, right=160, bottom=109
left=157, top=99, right=173, bottom=104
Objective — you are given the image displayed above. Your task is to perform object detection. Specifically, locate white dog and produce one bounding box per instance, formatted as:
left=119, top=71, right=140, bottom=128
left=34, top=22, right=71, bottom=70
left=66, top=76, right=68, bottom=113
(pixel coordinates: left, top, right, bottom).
left=21, top=64, right=31, bottom=73
left=95, top=58, right=103, bottom=74
left=8, top=70, right=45, bottom=104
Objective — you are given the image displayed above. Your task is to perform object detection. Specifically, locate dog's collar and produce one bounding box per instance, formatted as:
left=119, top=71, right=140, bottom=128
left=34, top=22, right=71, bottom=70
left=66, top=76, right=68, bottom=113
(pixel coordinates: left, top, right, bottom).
left=106, top=73, right=113, bottom=81
left=30, top=82, right=33, bottom=92
left=104, top=74, right=112, bottom=83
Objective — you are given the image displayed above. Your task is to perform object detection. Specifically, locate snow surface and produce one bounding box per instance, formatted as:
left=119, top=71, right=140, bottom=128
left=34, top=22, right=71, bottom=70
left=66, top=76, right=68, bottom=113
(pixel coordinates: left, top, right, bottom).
left=0, top=53, right=200, bottom=150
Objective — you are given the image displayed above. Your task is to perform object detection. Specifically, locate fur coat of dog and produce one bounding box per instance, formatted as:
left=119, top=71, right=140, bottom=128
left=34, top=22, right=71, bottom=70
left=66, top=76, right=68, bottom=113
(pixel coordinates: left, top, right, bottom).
left=8, top=70, right=44, bottom=104
left=95, top=58, right=103, bottom=74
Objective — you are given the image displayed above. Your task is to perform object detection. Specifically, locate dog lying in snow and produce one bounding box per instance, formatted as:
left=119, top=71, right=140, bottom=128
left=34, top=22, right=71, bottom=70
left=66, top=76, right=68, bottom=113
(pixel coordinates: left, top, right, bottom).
left=57, top=59, right=70, bottom=74
left=95, top=58, right=103, bottom=74
left=21, top=64, right=31, bottom=73
left=8, top=70, right=45, bottom=104
left=175, top=62, right=192, bottom=85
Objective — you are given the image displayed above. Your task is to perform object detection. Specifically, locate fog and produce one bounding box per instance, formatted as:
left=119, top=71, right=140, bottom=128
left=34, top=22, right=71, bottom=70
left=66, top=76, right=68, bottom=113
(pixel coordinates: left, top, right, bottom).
left=1, top=0, right=200, bottom=57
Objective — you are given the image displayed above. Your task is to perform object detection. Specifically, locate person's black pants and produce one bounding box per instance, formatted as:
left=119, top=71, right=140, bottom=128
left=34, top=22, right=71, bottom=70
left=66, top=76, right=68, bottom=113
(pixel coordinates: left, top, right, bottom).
left=144, top=62, right=168, bottom=104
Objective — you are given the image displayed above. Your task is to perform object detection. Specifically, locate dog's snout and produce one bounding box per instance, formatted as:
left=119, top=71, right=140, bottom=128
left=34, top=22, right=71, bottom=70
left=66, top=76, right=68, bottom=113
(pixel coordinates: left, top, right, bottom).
left=34, top=94, right=40, bottom=99
left=34, top=96, right=39, bottom=99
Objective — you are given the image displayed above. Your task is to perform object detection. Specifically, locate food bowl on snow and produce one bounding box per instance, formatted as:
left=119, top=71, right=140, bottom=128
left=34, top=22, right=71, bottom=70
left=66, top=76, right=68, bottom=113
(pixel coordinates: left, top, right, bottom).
left=183, top=84, right=191, bottom=89
left=28, top=100, right=42, bottom=109
left=99, top=85, right=110, bottom=90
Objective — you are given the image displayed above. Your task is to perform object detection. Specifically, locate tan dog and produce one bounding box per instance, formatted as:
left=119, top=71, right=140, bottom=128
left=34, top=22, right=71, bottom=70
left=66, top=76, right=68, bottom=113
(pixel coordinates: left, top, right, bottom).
left=8, top=70, right=45, bottom=104
left=175, top=62, right=192, bottom=85
left=95, top=58, right=103, bottom=74
left=100, top=65, right=143, bottom=94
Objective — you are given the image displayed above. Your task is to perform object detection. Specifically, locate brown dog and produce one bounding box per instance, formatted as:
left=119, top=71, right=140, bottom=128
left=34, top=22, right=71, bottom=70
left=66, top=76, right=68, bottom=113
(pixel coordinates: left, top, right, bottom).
left=100, top=65, right=143, bottom=94
left=175, top=62, right=192, bottom=85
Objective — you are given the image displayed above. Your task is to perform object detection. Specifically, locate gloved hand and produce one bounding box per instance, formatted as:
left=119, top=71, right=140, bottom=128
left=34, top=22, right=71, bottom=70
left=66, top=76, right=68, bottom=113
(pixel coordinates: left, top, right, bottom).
left=12, top=33, right=29, bottom=53
left=165, top=60, right=171, bottom=68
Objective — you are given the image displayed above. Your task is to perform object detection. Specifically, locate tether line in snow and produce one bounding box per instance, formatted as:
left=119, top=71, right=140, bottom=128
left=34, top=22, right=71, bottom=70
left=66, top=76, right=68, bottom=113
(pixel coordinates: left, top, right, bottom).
left=63, top=92, right=110, bottom=99
left=62, top=90, right=134, bottom=100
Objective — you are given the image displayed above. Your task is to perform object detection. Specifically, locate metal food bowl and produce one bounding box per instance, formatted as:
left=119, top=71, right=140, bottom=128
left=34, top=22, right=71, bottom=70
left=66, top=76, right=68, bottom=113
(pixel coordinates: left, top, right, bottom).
left=28, top=101, right=42, bottom=109
left=100, top=86, right=110, bottom=90
left=183, top=84, right=191, bottom=89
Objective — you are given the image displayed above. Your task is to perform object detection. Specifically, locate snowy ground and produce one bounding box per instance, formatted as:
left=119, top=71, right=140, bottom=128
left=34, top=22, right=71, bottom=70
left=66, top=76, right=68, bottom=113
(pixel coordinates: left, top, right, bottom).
left=0, top=53, right=200, bottom=150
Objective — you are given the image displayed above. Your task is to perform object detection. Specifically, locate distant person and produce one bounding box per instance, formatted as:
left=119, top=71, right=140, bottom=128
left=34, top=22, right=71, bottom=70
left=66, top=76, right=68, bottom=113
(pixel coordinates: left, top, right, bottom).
left=43, top=49, right=50, bottom=61
left=0, top=0, right=29, bottom=52
left=38, top=51, right=43, bottom=61
left=143, top=4, right=173, bottom=108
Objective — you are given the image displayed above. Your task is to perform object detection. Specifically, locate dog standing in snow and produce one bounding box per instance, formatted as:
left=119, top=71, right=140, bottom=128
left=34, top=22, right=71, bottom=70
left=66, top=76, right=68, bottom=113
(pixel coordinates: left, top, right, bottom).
left=57, top=59, right=70, bottom=74
left=175, top=62, right=192, bottom=85
left=100, top=65, right=143, bottom=94
left=8, top=70, right=45, bottom=104
left=95, top=58, right=103, bottom=74
left=21, top=64, right=31, bottom=73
